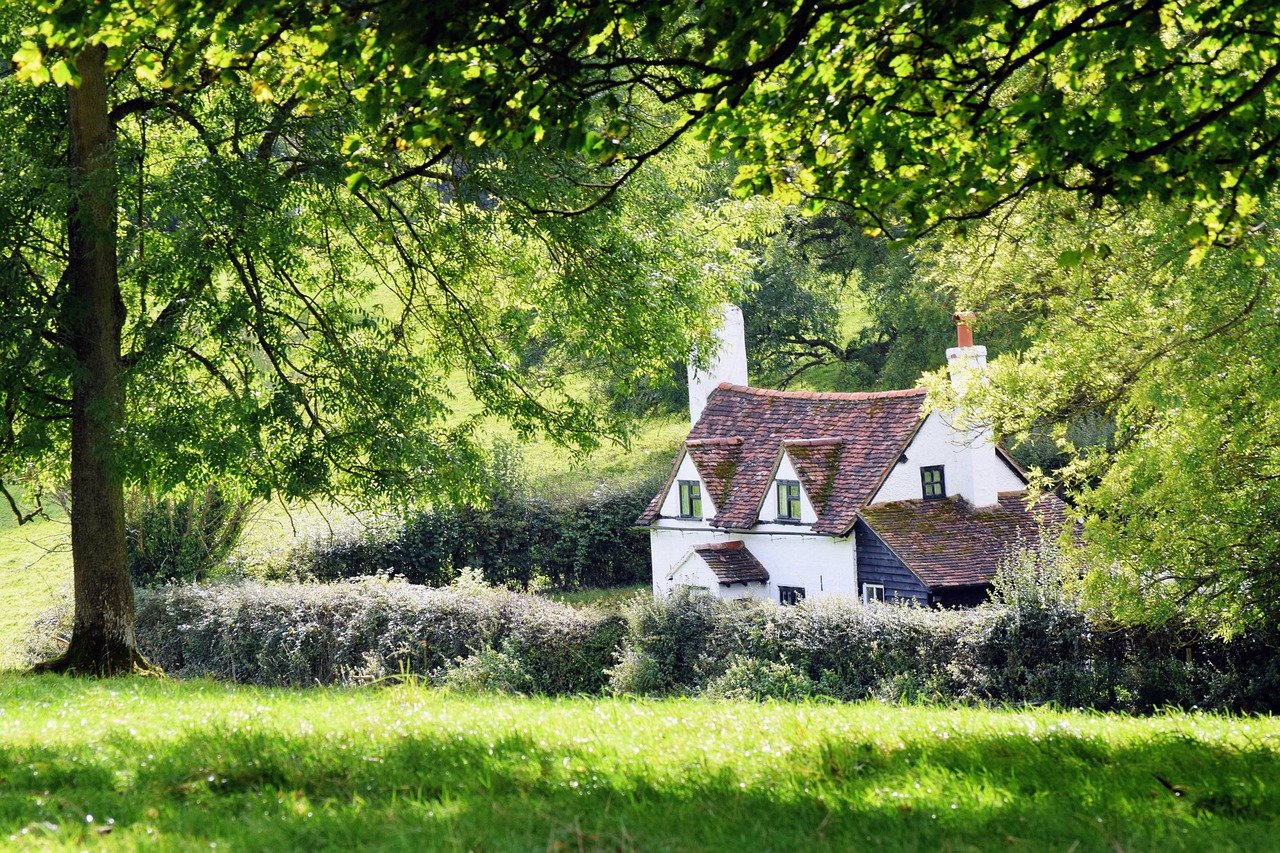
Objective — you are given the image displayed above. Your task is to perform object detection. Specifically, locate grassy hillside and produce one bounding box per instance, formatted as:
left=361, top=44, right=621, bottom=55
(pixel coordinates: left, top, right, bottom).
left=443, top=368, right=689, bottom=495
left=0, top=521, right=71, bottom=671
left=1, top=677, right=1277, bottom=851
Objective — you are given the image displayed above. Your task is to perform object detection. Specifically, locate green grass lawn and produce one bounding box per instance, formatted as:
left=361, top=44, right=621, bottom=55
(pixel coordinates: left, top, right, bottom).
left=0, top=677, right=1276, bottom=851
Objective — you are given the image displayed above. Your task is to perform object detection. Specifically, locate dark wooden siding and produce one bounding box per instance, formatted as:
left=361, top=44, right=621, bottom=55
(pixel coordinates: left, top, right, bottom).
left=853, top=519, right=929, bottom=605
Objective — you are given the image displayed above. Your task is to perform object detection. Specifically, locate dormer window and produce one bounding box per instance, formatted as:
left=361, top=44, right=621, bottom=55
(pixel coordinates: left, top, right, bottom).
left=776, top=480, right=802, bottom=520
left=678, top=481, right=702, bottom=518
left=921, top=465, right=946, bottom=500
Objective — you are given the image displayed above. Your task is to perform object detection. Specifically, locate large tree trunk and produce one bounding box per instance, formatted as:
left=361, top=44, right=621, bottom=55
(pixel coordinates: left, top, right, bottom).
left=34, top=43, right=155, bottom=675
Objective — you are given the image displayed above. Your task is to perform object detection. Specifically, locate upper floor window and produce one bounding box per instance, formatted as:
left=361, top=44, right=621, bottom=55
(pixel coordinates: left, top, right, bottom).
left=678, top=480, right=702, bottom=518
left=776, top=480, right=802, bottom=520
left=921, top=465, right=946, bottom=500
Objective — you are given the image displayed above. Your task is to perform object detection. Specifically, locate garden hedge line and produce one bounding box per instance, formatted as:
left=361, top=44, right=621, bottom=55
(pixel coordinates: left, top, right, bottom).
left=135, top=579, right=625, bottom=694
left=611, top=590, right=1280, bottom=713
left=133, top=582, right=1280, bottom=712
left=286, top=477, right=659, bottom=591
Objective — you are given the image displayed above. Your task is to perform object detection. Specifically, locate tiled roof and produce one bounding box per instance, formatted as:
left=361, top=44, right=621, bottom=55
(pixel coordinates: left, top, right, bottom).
left=692, top=541, right=770, bottom=585
left=783, top=438, right=843, bottom=516
left=859, top=491, right=1071, bottom=589
left=680, top=383, right=926, bottom=533
left=685, top=437, right=744, bottom=513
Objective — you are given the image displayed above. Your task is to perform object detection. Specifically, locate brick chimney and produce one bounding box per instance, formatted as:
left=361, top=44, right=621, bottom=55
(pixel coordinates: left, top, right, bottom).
left=688, top=305, right=748, bottom=425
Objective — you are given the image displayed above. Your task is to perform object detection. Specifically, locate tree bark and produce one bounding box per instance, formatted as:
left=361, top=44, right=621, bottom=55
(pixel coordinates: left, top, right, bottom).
left=33, top=43, right=156, bottom=676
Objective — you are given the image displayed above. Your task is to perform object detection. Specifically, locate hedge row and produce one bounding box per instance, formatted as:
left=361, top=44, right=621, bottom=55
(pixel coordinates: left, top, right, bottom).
left=612, top=591, right=1280, bottom=713
left=135, top=578, right=625, bottom=694
left=286, top=477, right=659, bottom=591
left=133, top=581, right=1280, bottom=713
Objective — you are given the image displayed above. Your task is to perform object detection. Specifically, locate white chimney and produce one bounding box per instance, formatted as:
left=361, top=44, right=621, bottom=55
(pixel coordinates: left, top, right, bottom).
left=688, top=304, right=748, bottom=425
left=944, top=311, right=999, bottom=508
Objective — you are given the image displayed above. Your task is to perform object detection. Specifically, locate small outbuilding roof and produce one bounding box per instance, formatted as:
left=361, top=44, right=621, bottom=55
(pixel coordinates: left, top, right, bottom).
left=692, top=541, right=770, bottom=585
left=859, top=491, right=1071, bottom=589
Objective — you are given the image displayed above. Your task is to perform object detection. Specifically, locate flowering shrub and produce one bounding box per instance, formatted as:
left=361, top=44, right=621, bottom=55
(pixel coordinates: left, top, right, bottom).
left=607, top=590, right=1280, bottom=713
left=607, top=590, right=977, bottom=702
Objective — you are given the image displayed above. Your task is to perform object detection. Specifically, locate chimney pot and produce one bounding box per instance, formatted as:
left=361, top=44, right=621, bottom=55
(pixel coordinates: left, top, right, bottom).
left=952, top=311, right=976, bottom=348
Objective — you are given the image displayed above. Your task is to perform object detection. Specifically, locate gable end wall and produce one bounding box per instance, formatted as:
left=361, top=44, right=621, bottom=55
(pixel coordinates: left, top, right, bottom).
left=853, top=519, right=929, bottom=605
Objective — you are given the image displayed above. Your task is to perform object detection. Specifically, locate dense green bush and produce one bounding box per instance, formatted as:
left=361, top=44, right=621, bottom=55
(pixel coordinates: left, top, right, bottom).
left=607, top=588, right=977, bottom=702
left=605, top=590, right=1280, bottom=713
left=603, top=539, right=1280, bottom=713
left=126, top=485, right=252, bottom=587
left=134, top=577, right=625, bottom=693
left=437, top=639, right=535, bottom=694
left=707, top=655, right=816, bottom=700
left=287, top=476, right=659, bottom=591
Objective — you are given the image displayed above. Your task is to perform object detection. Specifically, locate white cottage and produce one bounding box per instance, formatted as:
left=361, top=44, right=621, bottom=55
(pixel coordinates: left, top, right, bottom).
left=637, top=308, right=1068, bottom=607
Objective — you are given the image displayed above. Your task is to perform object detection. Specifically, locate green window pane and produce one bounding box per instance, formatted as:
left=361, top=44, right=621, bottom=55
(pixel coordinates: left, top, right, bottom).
left=921, top=466, right=945, bottom=500
left=777, top=481, right=802, bottom=519
left=679, top=481, right=702, bottom=517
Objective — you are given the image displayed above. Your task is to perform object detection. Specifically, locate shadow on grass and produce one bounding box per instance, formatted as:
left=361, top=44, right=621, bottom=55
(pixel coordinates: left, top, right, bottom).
left=1, top=720, right=1277, bottom=851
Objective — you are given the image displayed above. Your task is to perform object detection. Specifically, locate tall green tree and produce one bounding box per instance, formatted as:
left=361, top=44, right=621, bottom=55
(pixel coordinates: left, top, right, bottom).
left=2, top=7, right=744, bottom=673
left=17, top=0, right=1280, bottom=641
left=25, top=0, right=1274, bottom=242
left=742, top=209, right=1033, bottom=391
left=922, top=193, right=1280, bottom=631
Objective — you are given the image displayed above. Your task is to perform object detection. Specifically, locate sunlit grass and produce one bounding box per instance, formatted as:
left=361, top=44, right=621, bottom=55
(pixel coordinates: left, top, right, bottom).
left=0, top=677, right=1276, bottom=851
left=544, top=584, right=649, bottom=610
left=0, top=522, right=70, bottom=671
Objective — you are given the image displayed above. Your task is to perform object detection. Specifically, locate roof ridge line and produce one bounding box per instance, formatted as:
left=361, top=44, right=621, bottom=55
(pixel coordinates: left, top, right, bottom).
left=694, top=540, right=745, bottom=551
left=783, top=437, right=844, bottom=447
left=715, top=382, right=927, bottom=401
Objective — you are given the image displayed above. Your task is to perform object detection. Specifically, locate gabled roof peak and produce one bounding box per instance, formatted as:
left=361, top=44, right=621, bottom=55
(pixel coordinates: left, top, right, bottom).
left=639, top=382, right=929, bottom=532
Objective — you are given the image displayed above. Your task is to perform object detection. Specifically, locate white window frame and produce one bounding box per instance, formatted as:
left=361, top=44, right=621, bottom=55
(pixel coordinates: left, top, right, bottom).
left=863, top=583, right=886, bottom=604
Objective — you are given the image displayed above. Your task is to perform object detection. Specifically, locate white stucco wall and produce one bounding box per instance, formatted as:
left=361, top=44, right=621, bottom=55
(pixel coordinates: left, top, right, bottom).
left=650, top=526, right=857, bottom=602
left=657, top=451, right=718, bottom=519
left=870, top=411, right=1023, bottom=507
left=688, top=305, right=749, bottom=425
left=754, top=453, right=819, bottom=525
